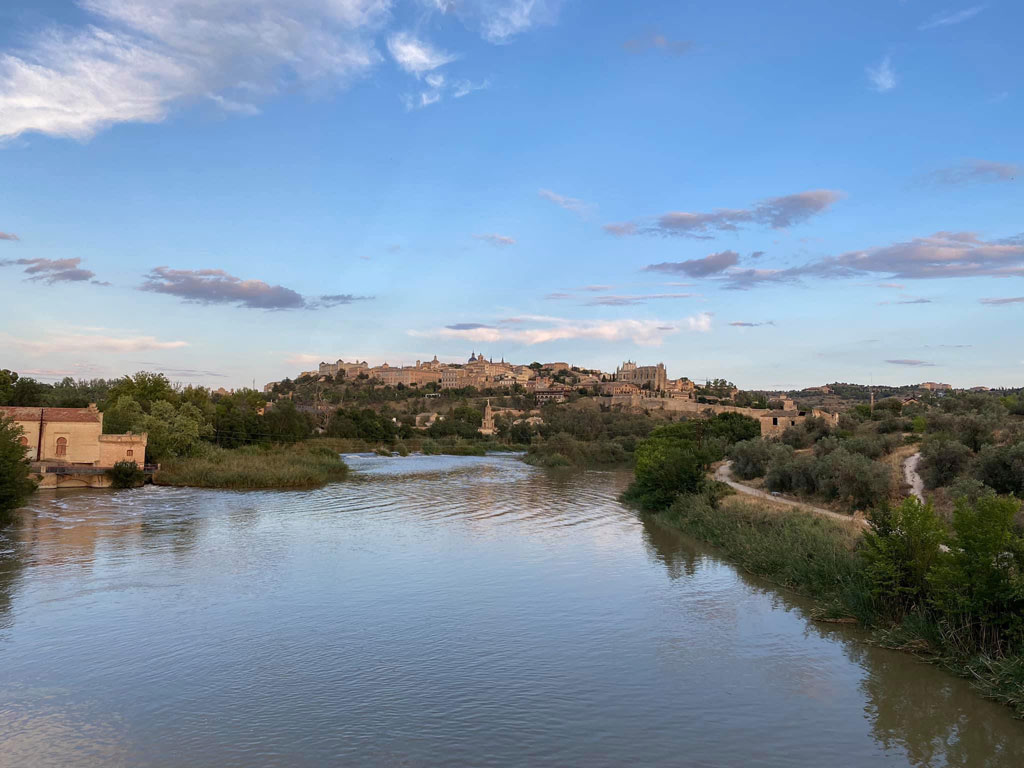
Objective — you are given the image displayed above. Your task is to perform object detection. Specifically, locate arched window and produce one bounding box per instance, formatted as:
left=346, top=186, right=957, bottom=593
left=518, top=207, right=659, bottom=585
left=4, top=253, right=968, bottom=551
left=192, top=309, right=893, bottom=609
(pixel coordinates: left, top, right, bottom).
left=18, top=436, right=28, bottom=448
left=55, top=437, right=68, bottom=457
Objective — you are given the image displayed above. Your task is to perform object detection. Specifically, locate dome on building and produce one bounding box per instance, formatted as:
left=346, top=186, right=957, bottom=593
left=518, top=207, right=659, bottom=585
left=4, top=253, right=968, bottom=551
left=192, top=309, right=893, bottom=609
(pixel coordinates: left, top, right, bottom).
left=469, top=351, right=478, bottom=362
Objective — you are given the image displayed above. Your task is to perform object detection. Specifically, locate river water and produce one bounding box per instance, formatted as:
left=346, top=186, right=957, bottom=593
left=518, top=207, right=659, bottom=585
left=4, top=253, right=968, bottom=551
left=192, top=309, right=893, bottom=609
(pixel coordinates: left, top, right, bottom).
left=1, top=453, right=1021, bottom=767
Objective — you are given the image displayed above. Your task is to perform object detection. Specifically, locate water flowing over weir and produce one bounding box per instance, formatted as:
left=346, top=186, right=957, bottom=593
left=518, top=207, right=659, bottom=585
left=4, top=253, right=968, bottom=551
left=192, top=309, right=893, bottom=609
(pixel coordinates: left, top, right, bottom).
left=1, top=453, right=1022, bottom=767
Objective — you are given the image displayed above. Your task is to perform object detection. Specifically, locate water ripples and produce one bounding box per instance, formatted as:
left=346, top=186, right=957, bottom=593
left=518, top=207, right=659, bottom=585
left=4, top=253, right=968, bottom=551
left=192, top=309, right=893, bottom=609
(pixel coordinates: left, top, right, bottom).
left=2, top=454, right=1023, bottom=767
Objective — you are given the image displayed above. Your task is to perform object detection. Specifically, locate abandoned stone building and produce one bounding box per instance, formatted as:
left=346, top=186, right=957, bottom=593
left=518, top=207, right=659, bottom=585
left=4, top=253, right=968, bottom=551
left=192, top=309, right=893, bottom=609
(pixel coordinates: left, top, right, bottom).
left=1, top=405, right=148, bottom=488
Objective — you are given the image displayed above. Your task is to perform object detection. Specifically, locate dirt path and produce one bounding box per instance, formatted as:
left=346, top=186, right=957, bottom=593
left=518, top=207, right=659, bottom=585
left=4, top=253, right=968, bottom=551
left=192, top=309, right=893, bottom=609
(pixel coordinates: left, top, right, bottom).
left=903, top=452, right=925, bottom=502
left=714, top=461, right=868, bottom=527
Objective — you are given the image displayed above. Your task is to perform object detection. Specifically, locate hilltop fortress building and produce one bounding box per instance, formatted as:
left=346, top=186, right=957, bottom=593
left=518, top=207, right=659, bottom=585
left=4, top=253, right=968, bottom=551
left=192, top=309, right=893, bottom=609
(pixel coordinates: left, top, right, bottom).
left=615, top=361, right=668, bottom=392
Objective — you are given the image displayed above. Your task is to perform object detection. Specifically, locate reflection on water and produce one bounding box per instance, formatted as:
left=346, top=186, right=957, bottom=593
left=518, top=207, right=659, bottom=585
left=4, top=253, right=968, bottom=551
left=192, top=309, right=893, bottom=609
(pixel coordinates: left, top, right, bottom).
left=0, top=453, right=1021, bottom=768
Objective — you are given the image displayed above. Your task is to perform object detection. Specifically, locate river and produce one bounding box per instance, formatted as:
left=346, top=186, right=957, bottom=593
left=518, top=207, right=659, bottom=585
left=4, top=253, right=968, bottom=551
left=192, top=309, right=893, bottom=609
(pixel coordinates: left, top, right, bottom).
left=1, top=453, right=1021, bottom=767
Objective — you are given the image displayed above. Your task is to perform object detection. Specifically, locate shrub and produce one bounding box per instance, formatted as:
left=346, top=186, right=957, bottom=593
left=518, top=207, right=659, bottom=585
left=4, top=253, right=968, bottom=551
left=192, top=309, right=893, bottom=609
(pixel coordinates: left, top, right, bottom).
left=975, top=442, right=1024, bottom=495
left=1, top=415, right=37, bottom=519
left=106, top=460, right=145, bottom=489
left=861, top=498, right=946, bottom=620
left=623, top=436, right=710, bottom=511
left=928, top=495, right=1024, bottom=655
left=731, top=439, right=782, bottom=479
left=919, top=437, right=973, bottom=489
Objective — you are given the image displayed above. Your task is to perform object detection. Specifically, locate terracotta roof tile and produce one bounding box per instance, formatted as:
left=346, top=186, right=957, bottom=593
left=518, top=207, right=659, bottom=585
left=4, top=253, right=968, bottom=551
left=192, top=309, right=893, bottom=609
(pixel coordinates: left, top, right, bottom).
left=0, top=406, right=102, bottom=424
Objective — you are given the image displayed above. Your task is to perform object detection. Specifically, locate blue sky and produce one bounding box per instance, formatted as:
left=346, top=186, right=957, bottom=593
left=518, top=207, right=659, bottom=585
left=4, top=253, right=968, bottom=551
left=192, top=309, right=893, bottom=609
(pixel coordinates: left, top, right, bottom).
left=1, top=0, right=1021, bottom=390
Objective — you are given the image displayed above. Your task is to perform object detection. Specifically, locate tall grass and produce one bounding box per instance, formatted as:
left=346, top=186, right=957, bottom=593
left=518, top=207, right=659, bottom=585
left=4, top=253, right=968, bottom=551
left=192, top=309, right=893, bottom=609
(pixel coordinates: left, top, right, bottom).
left=656, top=489, right=873, bottom=620
left=155, top=442, right=348, bottom=489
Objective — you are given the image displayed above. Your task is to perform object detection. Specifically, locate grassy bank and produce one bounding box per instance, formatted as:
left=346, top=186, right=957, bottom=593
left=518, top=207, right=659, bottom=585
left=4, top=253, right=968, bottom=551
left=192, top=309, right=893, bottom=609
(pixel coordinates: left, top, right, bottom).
left=643, top=489, right=1024, bottom=716
left=314, top=436, right=525, bottom=457
left=523, top=435, right=633, bottom=468
left=154, top=442, right=349, bottom=489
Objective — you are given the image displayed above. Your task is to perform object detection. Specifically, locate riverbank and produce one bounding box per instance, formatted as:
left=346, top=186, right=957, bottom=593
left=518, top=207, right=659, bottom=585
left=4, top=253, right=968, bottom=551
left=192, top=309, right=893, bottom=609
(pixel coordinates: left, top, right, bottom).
left=154, top=442, right=349, bottom=489
left=643, top=487, right=1024, bottom=717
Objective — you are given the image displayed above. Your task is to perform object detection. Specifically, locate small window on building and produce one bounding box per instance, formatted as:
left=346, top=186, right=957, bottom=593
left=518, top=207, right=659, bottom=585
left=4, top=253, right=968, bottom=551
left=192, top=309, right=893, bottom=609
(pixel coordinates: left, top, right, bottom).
left=772, top=417, right=778, bottom=426
left=126, top=449, right=134, bottom=458
left=56, top=437, right=68, bottom=457
left=19, top=436, right=28, bottom=448
left=791, top=421, right=797, bottom=426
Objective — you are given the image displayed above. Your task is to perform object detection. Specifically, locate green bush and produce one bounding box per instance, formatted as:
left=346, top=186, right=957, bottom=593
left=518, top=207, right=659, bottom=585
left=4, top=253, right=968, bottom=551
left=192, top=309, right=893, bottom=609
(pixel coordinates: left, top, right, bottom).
left=1, top=415, right=37, bottom=520
left=731, top=439, right=788, bottom=479
left=106, top=460, right=145, bottom=489
left=861, top=498, right=946, bottom=620
left=622, top=435, right=711, bottom=511
left=919, top=437, right=973, bottom=489
left=929, top=495, right=1024, bottom=656
left=975, top=442, right=1024, bottom=495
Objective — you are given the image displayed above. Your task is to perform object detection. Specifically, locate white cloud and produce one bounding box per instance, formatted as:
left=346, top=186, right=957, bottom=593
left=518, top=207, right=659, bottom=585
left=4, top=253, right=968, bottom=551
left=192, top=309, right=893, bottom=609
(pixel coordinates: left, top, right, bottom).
left=474, top=233, right=516, bottom=247
left=453, top=79, right=490, bottom=98
left=387, top=31, right=457, bottom=76
left=286, top=353, right=325, bottom=365
left=411, top=314, right=707, bottom=346
left=919, top=5, right=987, bottom=30
left=5, top=331, right=188, bottom=355
left=477, top=0, right=562, bottom=43
left=0, top=0, right=389, bottom=140
left=686, top=312, right=713, bottom=332
left=866, top=55, right=896, bottom=93
left=538, top=188, right=595, bottom=218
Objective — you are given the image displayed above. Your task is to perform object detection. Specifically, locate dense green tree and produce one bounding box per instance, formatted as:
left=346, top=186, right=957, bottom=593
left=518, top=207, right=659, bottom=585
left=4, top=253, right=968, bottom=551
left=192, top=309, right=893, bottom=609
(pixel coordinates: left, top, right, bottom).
left=975, top=442, right=1024, bottom=496
left=0, top=416, right=36, bottom=519
left=107, top=372, right=176, bottom=411
left=929, top=495, right=1024, bottom=654
left=862, top=497, right=946, bottom=620
left=102, top=395, right=145, bottom=434
left=919, top=437, right=973, bottom=489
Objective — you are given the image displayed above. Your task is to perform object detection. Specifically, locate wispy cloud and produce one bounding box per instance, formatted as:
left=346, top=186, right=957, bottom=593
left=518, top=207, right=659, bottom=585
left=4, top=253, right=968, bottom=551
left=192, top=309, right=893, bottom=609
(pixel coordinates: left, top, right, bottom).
left=474, top=233, right=516, bottom=247
left=980, top=296, right=1024, bottom=305
left=0, top=232, right=19, bottom=241
left=886, top=359, right=936, bottom=367
left=445, top=322, right=496, bottom=330
left=867, top=55, right=896, bottom=92
left=606, top=190, right=842, bottom=239
left=140, top=266, right=371, bottom=310
left=411, top=314, right=703, bottom=346
left=919, top=5, right=987, bottom=30
left=729, top=321, right=775, bottom=327
left=720, top=231, right=1024, bottom=289
left=538, top=188, right=595, bottom=218
left=474, top=0, right=563, bottom=43
left=926, top=159, right=1020, bottom=185
left=5, top=330, right=188, bottom=355
left=0, top=0, right=388, bottom=141
left=584, top=293, right=695, bottom=306
left=1, top=256, right=108, bottom=284
left=387, top=32, right=456, bottom=76
left=580, top=284, right=613, bottom=292
left=623, top=31, right=693, bottom=56
left=644, top=250, right=740, bottom=277
left=286, top=353, right=323, bottom=365
left=877, top=296, right=933, bottom=305
left=543, top=292, right=573, bottom=300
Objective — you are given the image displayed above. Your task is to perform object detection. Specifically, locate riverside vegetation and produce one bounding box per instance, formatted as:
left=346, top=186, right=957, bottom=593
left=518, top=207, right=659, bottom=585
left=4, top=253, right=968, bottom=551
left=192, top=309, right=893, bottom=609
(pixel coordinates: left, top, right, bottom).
left=623, top=406, right=1024, bottom=716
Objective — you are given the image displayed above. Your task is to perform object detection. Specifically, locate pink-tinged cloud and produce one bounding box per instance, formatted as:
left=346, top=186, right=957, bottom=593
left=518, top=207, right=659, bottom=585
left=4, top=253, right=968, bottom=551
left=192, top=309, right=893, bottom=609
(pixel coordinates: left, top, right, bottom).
left=140, top=266, right=371, bottom=310
left=0, top=256, right=106, bottom=284
left=474, top=233, right=516, bottom=247
left=605, top=190, right=843, bottom=239
left=410, top=314, right=710, bottom=346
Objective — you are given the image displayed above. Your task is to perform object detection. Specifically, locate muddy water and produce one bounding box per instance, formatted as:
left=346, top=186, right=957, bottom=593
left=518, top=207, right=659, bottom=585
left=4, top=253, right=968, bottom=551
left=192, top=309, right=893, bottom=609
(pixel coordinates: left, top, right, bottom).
left=0, top=453, right=1021, bottom=767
